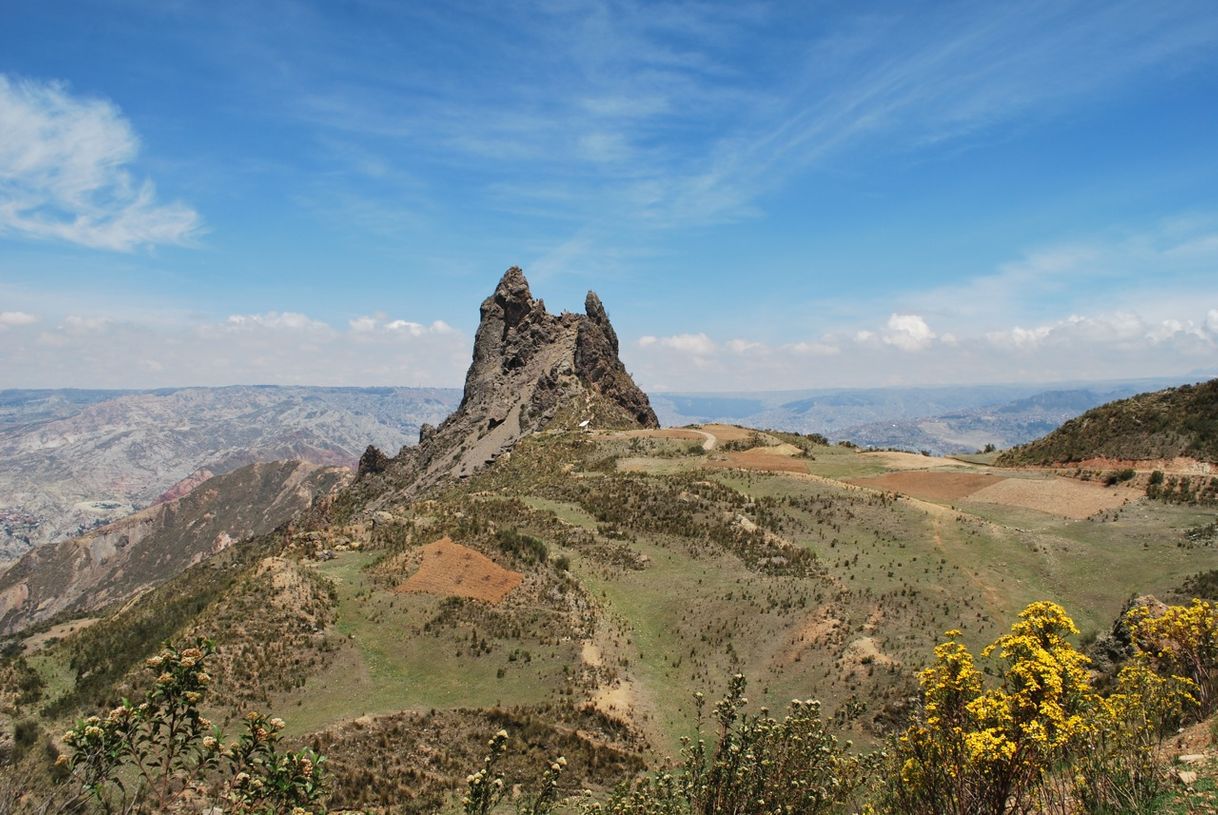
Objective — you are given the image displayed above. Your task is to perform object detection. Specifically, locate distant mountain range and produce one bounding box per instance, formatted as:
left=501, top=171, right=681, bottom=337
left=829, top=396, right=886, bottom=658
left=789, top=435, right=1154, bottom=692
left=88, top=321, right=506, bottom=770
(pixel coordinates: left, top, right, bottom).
left=650, top=376, right=1211, bottom=454
left=0, top=386, right=459, bottom=562
left=3, top=373, right=1211, bottom=565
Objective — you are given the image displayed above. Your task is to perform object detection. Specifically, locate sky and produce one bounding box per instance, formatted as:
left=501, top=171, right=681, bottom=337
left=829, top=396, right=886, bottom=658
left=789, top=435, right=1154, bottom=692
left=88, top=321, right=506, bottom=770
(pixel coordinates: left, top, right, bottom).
left=2, top=0, right=1218, bottom=393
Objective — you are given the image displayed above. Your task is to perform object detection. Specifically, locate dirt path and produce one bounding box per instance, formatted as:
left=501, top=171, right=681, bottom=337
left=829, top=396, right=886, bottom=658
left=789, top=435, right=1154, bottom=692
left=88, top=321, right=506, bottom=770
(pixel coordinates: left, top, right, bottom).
left=690, top=429, right=716, bottom=451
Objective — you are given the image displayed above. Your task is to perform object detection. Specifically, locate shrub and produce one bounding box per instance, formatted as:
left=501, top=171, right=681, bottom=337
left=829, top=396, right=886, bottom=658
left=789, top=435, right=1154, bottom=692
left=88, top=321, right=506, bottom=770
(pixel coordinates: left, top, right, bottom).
left=497, top=528, right=548, bottom=564
left=1127, top=598, right=1218, bottom=715
left=871, top=600, right=1199, bottom=815
left=462, top=675, right=866, bottom=815
left=51, top=639, right=327, bottom=815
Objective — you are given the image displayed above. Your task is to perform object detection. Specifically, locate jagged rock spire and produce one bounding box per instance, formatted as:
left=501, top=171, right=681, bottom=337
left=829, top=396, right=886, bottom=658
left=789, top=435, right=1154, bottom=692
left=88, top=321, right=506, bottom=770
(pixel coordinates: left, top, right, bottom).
left=366, top=266, right=657, bottom=492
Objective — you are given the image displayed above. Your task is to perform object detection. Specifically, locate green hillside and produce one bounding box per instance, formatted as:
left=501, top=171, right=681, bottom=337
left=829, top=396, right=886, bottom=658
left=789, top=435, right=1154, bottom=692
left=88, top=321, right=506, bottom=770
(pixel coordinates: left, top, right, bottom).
left=7, top=422, right=1218, bottom=812
left=997, top=378, right=1218, bottom=466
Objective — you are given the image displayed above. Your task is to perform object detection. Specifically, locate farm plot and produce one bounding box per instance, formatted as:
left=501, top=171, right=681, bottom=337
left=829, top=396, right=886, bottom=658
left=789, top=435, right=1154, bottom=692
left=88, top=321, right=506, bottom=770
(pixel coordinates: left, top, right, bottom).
left=396, top=536, right=522, bottom=603
left=847, top=471, right=1005, bottom=501
left=966, top=476, right=1136, bottom=520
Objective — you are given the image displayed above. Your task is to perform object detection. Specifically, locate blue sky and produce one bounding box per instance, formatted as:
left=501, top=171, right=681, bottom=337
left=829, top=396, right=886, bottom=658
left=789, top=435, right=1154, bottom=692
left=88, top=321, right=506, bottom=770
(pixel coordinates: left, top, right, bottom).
left=2, top=0, right=1218, bottom=391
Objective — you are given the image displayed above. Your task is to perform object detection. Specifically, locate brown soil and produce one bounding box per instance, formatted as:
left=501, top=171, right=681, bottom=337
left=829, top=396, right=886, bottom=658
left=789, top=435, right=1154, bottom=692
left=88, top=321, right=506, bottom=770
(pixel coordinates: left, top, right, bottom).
left=706, top=448, right=810, bottom=474
left=967, top=476, right=1136, bottom=520
left=847, top=471, right=1005, bottom=501
left=1065, top=456, right=1216, bottom=475
left=700, top=424, right=759, bottom=443
left=613, top=428, right=707, bottom=442
left=396, top=536, right=523, bottom=604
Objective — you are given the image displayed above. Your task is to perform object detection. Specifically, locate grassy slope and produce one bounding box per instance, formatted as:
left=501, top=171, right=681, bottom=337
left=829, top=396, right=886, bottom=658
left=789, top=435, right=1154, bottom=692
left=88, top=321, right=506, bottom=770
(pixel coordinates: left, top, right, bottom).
left=9, top=425, right=1218, bottom=811
left=997, top=379, right=1218, bottom=465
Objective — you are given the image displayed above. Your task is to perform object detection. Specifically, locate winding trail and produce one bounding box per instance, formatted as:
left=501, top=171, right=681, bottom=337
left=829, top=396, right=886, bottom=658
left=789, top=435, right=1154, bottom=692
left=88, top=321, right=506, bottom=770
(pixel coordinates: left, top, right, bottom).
left=691, top=429, right=717, bottom=451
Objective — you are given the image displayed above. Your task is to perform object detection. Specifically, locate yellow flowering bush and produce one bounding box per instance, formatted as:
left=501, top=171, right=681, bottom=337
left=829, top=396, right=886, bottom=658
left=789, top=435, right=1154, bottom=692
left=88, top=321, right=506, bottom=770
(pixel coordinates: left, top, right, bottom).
left=1074, top=659, right=1195, bottom=813
left=1127, top=597, right=1218, bottom=715
left=878, top=603, right=1104, bottom=814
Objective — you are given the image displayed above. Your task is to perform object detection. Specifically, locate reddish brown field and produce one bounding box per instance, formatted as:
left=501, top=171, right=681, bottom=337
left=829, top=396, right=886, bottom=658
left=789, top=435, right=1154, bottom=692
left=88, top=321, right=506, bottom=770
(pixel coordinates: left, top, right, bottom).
left=396, top=536, right=522, bottom=604
left=847, top=471, right=1005, bottom=501
left=707, top=449, right=811, bottom=474
left=967, top=477, right=1136, bottom=520
left=615, top=428, right=707, bottom=442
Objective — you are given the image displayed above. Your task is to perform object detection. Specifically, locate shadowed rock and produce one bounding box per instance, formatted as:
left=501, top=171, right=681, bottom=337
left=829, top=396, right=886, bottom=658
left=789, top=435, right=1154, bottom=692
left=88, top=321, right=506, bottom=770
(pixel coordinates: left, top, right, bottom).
left=369, top=266, right=657, bottom=497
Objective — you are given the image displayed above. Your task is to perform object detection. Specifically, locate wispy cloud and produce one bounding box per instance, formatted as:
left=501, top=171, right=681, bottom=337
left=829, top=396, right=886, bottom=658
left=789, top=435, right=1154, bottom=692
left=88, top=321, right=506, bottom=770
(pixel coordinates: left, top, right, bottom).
left=247, top=2, right=1215, bottom=226
left=0, top=74, right=201, bottom=251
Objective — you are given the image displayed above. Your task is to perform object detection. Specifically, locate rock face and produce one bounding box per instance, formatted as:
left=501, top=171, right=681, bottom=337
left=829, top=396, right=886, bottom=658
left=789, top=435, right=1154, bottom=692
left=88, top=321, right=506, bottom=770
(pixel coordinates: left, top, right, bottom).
left=371, top=267, right=657, bottom=495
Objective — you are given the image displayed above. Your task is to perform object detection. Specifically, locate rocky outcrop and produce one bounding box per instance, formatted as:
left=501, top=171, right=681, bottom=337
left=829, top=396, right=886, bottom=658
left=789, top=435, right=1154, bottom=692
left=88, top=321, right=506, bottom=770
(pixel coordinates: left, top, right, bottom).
left=369, top=267, right=657, bottom=496
left=358, top=445, right=390, bottom=477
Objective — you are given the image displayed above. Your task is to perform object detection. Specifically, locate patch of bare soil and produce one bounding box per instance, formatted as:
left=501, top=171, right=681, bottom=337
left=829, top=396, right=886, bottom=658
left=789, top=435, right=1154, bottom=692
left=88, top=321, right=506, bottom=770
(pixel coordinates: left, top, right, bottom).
left=967, top=476, right=1136, bottom=520
left=22, top=616, right=99, bottom=653
left=396, top=536, right=523, bottom=604
left=707, top=450, right=810, bottom=474
left=847, top=471, right=1005, bottom=501
left=700, top=424, right=760, bottom=443
left=1067, top=456, right=1216, bottom=476
left=860, top=450, right=975, bottom=470
left=842, top=635, right=898, bottom=678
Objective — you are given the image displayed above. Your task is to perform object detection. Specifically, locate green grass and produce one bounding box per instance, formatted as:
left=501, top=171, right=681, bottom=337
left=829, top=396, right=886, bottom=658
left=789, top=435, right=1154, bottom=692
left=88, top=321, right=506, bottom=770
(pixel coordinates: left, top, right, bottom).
left=283, top=551, right=574, bottom=736
left=519, top=496, right=601, bottom=530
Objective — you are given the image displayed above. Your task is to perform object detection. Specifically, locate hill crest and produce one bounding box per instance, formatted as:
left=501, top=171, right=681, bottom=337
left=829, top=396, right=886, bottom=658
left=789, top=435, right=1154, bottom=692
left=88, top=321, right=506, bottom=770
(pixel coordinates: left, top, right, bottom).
left=997, top=378, right=1218, bottom=466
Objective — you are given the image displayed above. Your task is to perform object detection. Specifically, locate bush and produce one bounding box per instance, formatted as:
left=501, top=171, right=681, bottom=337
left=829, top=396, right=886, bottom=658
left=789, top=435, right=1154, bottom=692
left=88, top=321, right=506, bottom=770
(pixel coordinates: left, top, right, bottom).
left=872, top=601, right=1191, bottom=815
left=462, top=675, right=867, bottom=815
left=49, top=639, right=328, bottom=815
left=497, top=528, right=548, bottom=564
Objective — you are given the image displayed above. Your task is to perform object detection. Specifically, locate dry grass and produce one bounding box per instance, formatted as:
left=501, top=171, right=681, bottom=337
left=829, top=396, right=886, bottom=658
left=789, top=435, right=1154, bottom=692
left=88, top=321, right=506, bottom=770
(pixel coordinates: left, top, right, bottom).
left=859, top=451, right=971, bottom=470
left=396, top=536, right=523, bottom=604
left=967, top=476, right=1137, bottom=520
left=700, top=424, right=759, bottom=443
left=21, top=617, right=100, bottom=653
left=613, top=428, right=708, bottom=442
left=847, top=471, right=1005, bottom=501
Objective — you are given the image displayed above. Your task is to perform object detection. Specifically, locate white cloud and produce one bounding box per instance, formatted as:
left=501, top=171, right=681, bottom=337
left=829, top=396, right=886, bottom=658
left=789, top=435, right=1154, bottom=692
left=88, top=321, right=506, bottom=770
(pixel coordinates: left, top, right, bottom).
left=881, top=314, right=936, bottom=351
left=0, top=311, right=37, bottom=327
left=0, top=74, right=200, bottom=251
left=786, top=340, right=839, bottom=356
left=726, top=338, right=765, bottom=354
left=349, top=315, right=379, bottom=333
left=63, top=315, right=110, bottom=332
left=621, top=299, right=1218, bottom=392
left=637, top=333, right=716, bottom=355
left=223, top=312, right=331, bottom=332
left=986, top=312, right=1217, bottom=353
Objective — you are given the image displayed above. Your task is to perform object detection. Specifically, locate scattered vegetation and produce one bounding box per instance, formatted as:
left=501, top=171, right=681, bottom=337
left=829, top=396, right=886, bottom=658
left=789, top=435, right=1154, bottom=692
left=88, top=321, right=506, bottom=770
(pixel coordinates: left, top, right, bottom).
left=7, top=639, right=326, bottom=814
left=998, top=379, right=1218, bottom=465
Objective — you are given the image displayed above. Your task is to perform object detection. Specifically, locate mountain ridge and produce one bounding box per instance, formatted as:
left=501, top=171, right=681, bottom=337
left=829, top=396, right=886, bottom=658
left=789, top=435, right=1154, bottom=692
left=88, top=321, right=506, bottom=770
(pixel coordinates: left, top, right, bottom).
left=997, top=378, right=1218, bottom=466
